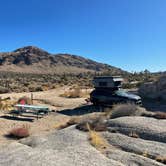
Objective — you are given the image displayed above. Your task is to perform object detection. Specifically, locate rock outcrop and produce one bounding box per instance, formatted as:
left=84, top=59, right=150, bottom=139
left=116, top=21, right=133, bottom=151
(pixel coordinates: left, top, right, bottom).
left=107, top=116, right=166, bottom=143
left=139, top=75, right=166, bottom=101
left=0, top=126, right=123, bottom=166
left=103, top=132, right=166, bottom=159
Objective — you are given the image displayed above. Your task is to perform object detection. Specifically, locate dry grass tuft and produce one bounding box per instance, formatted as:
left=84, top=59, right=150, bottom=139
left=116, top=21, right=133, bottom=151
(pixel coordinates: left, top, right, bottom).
left=60, top=87, right=89, bottom=98
left=0, top=100, right=15, bottom=113
left=155, top=156, right=166, bottom=164
left=53, top=120, right=73, bottom=130
left=142, top=151, right=149, bottom=158
left=87, top=123, right=108, bottom=151
left=129, top=131, right=139, bottom=138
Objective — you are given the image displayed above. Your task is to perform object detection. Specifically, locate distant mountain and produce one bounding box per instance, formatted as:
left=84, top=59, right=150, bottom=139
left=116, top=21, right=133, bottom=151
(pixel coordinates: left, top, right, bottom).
left=0, top=46, right=126, bottom=74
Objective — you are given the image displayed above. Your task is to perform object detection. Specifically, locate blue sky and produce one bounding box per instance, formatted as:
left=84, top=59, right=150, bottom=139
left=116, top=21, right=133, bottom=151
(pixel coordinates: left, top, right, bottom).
left=0, top=0, right=165, bottom=72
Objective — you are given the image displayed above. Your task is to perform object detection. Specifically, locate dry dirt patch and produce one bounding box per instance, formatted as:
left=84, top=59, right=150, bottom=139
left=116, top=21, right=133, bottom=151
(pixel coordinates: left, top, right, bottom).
left=0, top=113, right=70, bottom=144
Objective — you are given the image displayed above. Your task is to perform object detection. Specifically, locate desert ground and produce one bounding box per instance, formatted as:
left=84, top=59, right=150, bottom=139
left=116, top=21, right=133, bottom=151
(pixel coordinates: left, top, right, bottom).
left=0, top=87, right=166, bottom=166
left=0, top=87, right=91, bottom=144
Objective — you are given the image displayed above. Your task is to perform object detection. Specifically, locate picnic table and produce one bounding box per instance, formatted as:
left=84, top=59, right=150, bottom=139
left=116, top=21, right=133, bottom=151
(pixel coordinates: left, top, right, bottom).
left=11, top=104, right=50, bottom=119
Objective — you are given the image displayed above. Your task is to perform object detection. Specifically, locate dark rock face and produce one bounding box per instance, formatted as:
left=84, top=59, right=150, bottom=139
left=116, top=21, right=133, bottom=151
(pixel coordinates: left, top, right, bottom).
left=0, top=46, right=126, bottom=74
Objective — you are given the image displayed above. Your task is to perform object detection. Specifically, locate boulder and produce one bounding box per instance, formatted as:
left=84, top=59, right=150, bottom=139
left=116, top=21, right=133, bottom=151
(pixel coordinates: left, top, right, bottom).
left=103, top=132, right=166, bottom=159
left=107, top=116, right=166, bottom=143
left=105, top=147, right=165, bottom=166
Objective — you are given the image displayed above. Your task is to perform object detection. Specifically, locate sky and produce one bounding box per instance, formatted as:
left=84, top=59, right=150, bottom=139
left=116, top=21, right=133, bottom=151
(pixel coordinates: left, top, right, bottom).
left=0, top=0, right=166, bottom=72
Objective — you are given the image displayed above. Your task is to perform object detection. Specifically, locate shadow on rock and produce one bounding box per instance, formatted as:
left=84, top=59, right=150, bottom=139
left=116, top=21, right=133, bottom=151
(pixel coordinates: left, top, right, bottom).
left=57, top=105, right=104, bottom=116
left=0, top=115, right=34, bottom=122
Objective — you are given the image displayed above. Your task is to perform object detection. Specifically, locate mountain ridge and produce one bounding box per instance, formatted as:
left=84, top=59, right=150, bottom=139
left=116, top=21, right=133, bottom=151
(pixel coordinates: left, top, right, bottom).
left=0, top=46, right=126, bottom=74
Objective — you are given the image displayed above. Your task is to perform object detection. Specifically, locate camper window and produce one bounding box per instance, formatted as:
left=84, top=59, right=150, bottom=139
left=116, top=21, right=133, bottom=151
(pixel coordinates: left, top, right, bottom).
left=99, top=82, right=107, bottom=87
left=114, top=81, right=121, bottom=87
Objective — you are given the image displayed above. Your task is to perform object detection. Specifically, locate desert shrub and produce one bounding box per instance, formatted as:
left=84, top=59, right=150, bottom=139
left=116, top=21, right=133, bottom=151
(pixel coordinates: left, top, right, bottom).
left=60, top=87, right=88, bottom=98
left=52, top=114, right=107, bottom=131
left=28, top=85, right=36, bottom=92
left=7, top=126, right=30, bottom=139
left=1, top=100, right=14, bottom=112
left=0, top=100, right=14, bottom=113
left=23, top=82, right=30, bottom=87
left=142, top=151, right=149, bottom=158
left=35, top=86, right=43, bottom=91
left=155, top=156, right=166, bottom=164
left=28, top=85, right=43, bottom=92
left=76, top=117, right=107, bottom=132
left=153, top=112, right=166, bottom=119
left=21, top=87, right=29, bottom=92
left=67, top=87, right=81, bottom=98
left=109, top=103, right=146, bottom=119
left=0, top=86, right=10, bottom=93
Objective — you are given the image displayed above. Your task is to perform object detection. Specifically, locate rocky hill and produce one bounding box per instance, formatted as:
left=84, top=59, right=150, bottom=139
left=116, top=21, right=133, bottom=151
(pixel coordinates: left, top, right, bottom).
left=0, top=46, right=125, bottom=74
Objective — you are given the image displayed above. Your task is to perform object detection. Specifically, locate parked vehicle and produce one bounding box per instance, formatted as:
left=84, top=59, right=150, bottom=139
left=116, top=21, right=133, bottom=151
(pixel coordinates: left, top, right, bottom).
left=90, top=76, right=142, bottom=106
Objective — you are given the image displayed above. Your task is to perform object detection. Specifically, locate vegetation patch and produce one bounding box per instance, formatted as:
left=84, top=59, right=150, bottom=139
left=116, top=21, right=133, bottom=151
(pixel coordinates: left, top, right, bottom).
left=87, top=123, right=108, bottom=151
left=129, top=131, right=139, bottom=138
left=60, top=87, right=90, bottom=98
left=0, top=99, right=15, bottom=113
left=153, top=112, right=166, bottom=119
left=7, top=125, right=30, bottom=139
left=108, top=103, right=146, bottom=119
left=155, top=156, right=166, bottom=164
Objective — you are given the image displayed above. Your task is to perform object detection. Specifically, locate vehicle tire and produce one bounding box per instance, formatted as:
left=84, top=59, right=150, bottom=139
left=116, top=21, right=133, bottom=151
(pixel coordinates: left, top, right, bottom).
left=127, top=100, right=136, bottom=105
left=92, top=99, right=99, bottom=106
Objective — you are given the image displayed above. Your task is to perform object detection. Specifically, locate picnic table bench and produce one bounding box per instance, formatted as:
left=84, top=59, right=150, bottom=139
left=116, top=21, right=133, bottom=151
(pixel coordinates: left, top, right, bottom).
left=11, top=104, right=50, bottom=119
